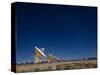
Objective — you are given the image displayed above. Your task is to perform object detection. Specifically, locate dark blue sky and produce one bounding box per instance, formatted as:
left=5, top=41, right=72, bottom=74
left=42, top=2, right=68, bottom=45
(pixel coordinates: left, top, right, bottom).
left=15, top=2, right=97, bottom=63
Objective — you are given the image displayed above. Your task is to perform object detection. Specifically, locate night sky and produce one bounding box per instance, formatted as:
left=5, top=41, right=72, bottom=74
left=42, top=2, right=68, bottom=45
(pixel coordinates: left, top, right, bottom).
left=15, top=2, right=97, bottom=63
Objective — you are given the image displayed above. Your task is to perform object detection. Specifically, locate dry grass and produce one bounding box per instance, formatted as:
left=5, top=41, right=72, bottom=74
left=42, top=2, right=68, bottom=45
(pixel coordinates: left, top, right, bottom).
left=12, top=60, right=97, bottom=73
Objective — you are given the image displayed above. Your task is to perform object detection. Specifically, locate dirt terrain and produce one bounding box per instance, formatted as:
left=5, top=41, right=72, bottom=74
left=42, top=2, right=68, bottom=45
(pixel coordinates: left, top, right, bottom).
left=14, top=60, right=97, bottom=73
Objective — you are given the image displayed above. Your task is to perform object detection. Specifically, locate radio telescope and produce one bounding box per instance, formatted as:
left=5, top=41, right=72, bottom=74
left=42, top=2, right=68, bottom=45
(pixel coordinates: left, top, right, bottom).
left=34, top=47, right=46, bottom=63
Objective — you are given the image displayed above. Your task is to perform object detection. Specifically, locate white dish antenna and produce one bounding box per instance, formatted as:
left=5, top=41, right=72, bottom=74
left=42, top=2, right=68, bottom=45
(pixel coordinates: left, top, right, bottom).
left=35, top=46, right=46, bottom=57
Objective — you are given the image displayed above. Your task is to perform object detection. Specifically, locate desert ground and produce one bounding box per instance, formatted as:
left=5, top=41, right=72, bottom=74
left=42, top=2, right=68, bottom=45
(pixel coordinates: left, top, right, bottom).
left=12, top=60, right=97, bottom=73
